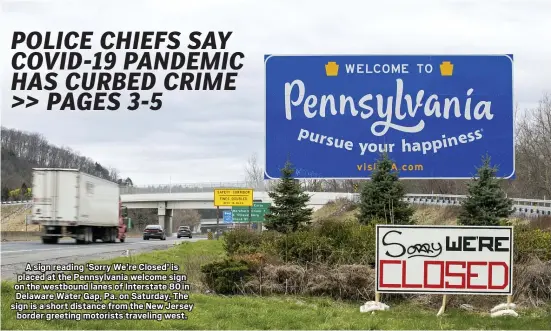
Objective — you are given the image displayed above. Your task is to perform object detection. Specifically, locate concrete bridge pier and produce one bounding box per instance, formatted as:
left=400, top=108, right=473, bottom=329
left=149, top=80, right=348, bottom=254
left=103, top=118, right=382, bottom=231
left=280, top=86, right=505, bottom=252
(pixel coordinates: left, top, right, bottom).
left=157, top=202, right=173, bottom=236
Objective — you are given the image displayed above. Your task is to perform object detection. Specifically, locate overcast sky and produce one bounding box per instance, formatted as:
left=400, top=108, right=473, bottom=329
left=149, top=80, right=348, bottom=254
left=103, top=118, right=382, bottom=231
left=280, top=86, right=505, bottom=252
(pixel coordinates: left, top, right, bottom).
left=1, top=0, right=550, bottom=186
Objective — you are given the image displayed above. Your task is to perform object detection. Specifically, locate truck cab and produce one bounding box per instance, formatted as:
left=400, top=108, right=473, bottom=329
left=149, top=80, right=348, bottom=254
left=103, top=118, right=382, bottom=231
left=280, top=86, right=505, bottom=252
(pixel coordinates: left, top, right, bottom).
left=118, top=203, right=128, bottom=242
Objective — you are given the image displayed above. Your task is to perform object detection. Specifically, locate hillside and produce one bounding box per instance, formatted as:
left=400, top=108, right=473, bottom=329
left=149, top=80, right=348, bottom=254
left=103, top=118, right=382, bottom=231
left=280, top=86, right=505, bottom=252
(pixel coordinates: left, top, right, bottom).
left=1, top=127, right=133, bottom=200
left=1, top=148, right=36, bottom=190
left=312, top=197, right=461, bottom=225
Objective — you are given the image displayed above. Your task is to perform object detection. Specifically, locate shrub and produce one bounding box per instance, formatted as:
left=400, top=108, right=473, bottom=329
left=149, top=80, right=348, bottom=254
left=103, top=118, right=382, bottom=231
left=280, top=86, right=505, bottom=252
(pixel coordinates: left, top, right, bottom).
left=242, top=263, right=380, bottom=302
left=315, top=218, right=377, bottom=265
left=235, top=252, right=266, bottom=266
left=254, top=218, right=377, bottom=265
left=224, top=219, right=379, bottom=267
left=222, top=227, right=262, bottom=255
left=514, top=260, right=551, bottom=306
left=306, top=264, right=376, bottom=301
left=200, top=258, right=255, bottom=294
left=514, top=226, right=551, bottom=263
left=271, top=230, right=334, bottom=264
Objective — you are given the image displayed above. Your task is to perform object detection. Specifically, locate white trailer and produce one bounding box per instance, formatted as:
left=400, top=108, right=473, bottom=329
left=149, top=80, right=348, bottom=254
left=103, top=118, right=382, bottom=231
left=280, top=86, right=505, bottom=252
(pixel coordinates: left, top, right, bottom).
left=31, top=168, right=127, bottom=244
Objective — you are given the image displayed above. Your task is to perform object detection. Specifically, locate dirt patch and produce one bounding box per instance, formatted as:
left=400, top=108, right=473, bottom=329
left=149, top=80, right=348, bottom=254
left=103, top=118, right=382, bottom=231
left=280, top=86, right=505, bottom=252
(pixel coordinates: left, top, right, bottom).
left=1, top=205, right=36, bottom=231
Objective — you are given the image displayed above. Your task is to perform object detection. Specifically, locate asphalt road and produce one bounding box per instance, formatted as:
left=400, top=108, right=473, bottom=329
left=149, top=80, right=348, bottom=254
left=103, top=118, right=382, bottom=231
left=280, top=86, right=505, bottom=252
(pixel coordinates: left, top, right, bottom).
left=1, top=234, right=207, bottom=280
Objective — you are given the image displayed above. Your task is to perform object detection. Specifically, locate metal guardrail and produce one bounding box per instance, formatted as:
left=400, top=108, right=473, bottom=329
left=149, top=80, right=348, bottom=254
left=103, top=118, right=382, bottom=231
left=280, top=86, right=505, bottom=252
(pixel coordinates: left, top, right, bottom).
left=3, top=193, right=550, bottom=217
left=400, top=194, right=551, bottom=217
left=119, top=181, right=260, bottom=194
left=1, top=200, right=32, bottom=205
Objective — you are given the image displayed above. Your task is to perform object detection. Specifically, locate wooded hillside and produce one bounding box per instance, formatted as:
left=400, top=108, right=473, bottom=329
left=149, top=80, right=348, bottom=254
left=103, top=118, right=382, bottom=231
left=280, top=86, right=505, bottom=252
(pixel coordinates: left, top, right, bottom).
left=1, top=127, right=134, bottom=201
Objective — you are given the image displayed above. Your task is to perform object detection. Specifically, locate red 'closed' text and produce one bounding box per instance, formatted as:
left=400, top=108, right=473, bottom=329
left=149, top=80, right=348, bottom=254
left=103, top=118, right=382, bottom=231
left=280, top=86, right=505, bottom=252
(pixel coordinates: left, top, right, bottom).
left=378, top=260, right=509, bottom=290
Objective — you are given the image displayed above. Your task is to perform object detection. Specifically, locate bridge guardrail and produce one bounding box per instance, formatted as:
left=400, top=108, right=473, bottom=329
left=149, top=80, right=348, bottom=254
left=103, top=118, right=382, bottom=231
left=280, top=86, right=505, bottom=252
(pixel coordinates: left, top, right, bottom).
left=120, top=181, right=258, bottom=194
left=3, top=193, right=550, bottom=217
left=1, top=200, right=32, bottom=205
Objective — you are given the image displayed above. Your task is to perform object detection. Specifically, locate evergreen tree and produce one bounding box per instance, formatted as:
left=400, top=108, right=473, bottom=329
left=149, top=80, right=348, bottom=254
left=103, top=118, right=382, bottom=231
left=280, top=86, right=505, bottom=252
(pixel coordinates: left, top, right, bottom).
left=20, top=183, right=28, bottom=200
left=357, top=153, right=414, bottom=225
left=1, top=187, right=10, bottom=201
left=458, top=155, right=514, bottom=226
left=264, top=160, right=313, bottom=233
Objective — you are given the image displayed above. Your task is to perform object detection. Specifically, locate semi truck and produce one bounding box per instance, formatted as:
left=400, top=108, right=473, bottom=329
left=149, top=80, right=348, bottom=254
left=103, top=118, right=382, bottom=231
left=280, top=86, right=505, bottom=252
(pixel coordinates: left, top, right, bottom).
left=30, top=168, right=129, bottom=244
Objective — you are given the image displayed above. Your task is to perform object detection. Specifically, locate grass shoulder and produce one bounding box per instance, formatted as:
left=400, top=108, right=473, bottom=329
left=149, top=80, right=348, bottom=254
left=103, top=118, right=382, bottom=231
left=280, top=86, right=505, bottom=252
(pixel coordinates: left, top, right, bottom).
left=2, top=238, right=550, bottom=330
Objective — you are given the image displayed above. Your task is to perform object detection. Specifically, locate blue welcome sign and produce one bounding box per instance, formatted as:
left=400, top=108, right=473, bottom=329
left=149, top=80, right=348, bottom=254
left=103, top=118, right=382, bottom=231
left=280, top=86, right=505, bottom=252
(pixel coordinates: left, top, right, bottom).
left=264, top=55, right=514, bottom=179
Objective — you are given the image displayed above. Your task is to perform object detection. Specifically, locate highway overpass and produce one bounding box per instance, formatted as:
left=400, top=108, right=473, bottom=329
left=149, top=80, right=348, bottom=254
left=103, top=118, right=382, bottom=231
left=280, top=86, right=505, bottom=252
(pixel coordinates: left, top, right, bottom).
left=119, top=192, right=356, bottom=231
left=4, top=190, right=550, bottom=233
left=117, top=191, right=551, bottom=232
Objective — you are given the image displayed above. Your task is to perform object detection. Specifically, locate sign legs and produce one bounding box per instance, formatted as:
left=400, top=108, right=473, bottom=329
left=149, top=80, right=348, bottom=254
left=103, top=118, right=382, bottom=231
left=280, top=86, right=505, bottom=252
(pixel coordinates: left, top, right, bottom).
left=436, top=295, right=448, bottom=316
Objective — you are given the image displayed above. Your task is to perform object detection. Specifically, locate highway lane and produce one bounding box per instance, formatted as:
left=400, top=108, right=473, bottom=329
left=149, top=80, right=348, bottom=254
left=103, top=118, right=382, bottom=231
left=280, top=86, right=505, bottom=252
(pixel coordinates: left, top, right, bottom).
left=1, top=235, right=207, bottom=280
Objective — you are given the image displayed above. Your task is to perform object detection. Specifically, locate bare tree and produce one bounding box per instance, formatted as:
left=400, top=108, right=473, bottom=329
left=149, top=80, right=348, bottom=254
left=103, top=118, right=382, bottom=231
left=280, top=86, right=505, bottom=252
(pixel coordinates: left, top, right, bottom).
left=244, top=153, right=264, bottom=189
left=1, top=127, right=132, bottom=197
left=514, top=94, right=551, bottom=199
left=173, top=209, right=201, bottom=232
left=127, top=209, right=158, bottom=232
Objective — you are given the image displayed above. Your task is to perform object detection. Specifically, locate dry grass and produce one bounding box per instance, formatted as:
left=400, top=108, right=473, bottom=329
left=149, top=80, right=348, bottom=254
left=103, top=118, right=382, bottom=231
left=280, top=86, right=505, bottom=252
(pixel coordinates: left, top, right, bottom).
left=0, top=205, right=37, bottom=231
left=525, top=215, right=551, bottom=230
left=513, top=258, right=551, bottom=306
left=412, top=205, right=462, bottom=225
left=312, top=198, right=358, bottom=221
left=243, top=263, right=377, bottom=301
left=238, top=259, right=551, bottom=309
left=314, top=198, right=462, bottom=226
left=505, top=217, right=551, bottom=231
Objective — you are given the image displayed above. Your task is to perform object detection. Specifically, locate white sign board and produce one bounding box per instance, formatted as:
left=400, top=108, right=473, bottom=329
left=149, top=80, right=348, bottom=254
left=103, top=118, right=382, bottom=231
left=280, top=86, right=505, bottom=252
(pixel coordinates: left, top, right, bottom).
left=376, top=225, right=513, bottom=295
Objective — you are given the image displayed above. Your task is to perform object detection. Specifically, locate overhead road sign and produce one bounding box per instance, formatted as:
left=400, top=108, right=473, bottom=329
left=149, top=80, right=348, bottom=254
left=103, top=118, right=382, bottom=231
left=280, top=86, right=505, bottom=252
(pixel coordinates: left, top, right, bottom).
left=214, top=188, right=254, bottom=207
left=232, top=202, right=271, bottom=223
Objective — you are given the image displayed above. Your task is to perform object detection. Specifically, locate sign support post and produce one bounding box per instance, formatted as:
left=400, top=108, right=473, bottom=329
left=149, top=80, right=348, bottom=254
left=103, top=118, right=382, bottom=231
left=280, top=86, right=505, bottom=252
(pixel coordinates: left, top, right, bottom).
left=248, top=206, right=252, bottom=229
left=216, top=206, right=220, bottom=235
left=437, top=295, right=448, bottom=316
left=214, top=188, right=254, bottom=230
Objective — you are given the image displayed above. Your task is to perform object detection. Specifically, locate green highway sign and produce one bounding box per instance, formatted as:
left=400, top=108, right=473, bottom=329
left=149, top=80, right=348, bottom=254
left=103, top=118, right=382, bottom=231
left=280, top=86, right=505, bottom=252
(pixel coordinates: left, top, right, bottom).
left=232, top=202, right=271, bottom=223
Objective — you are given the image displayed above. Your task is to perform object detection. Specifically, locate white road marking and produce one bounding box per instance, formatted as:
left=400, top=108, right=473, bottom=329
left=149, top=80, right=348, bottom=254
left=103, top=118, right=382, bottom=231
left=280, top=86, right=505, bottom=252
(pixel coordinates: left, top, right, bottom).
left=0, top=241, right=177, bottom=254
left=1, top=247, right=65, bottom=254
left=1, top=235, right=201, bottom=256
